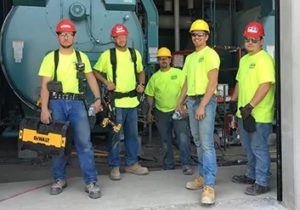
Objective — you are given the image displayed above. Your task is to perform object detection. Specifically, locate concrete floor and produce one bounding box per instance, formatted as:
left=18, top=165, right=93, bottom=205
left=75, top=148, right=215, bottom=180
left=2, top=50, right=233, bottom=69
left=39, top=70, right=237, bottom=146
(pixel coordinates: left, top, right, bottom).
left=0, top=164, right=286, bottom=210
left=0, top=127, right=284, bottom=209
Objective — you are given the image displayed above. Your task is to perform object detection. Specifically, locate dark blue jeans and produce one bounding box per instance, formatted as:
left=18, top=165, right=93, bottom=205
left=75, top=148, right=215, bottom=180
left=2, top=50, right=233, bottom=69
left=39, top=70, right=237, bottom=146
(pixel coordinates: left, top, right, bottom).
left=238, top=119, right=272, bottom=187
left=108, top=107, right=139, bottom=167
left=154, top=109, right=192, bottom=169
left=49, top=99, right=98, bottom=184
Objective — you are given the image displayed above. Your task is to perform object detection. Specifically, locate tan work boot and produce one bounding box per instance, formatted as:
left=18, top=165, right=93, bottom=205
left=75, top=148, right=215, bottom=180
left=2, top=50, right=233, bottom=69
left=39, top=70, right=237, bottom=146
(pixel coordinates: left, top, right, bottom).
left=110, top=167, right=121, bottom=180
left=185, top=176, right=204, bottom=190
left=125, top=163, right=149, bottom=175
left=201, top=186, right=215, bottom=205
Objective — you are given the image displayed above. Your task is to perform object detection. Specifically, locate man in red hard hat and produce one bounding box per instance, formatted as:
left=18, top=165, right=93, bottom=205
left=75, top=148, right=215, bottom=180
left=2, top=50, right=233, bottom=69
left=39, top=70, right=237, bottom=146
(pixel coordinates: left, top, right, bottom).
left=56, top=19, right=77, bottom=33
left=38, top=19, right=102, bottom=199
left=230, top=21, right=275, bottom=195
left=93, top=23, right=148, bottom=181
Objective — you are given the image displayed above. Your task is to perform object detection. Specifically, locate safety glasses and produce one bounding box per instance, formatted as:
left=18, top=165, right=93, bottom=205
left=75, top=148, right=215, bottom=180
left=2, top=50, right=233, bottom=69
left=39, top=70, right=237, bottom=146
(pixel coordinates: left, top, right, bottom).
left=244, top=37, right=261, bottom=43
left=191, top=32, right=206, bottom=38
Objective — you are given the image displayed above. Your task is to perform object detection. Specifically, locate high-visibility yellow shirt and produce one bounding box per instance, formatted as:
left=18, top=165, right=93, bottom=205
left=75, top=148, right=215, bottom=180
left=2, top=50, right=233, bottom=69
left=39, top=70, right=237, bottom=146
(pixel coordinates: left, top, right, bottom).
left=236, top=50, right=275, bottom=123
left=182, top=46, right=220, bottom=95
left=38, top=50, right=92, bottom=93
left=145, top=67, right=185, bottom=112
left=94, top=48, right=143, bottom=108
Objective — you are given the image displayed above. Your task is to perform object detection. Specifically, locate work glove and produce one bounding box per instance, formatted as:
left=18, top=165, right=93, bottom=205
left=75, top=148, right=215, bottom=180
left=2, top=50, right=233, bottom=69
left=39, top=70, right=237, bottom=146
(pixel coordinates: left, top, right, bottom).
left=239, top=103, right=254, bottom=119
left=229, top=100, right=237, bottom=114
left=239, top=104, right=256, bottom=133
left=242, top=114, right=256, bottom=133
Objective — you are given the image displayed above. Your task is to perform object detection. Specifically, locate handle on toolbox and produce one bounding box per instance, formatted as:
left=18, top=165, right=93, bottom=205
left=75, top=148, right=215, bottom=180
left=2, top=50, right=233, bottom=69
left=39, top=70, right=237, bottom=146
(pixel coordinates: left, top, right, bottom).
left=37, top=122, right=52, bottom=135
left=20, top=118, right=52, bottom=135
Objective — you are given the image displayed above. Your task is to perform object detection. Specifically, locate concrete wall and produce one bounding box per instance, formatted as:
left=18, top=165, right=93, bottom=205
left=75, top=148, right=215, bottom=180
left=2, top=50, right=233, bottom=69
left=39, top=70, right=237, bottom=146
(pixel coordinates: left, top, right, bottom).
left=281, top=0, right=300, bottom=209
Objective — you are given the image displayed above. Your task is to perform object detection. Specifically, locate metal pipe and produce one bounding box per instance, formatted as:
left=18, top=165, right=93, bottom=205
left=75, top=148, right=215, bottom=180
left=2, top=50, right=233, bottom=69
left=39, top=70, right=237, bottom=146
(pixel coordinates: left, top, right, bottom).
left=141, top=0, right=159, bottom=64
left=188, top=0, right=194, bottom=10
left=164, top=0, right=172, bottom=12
left=274, top=0, right=282, bottom=202
left=174, top=0, right=180, bottom=51
left=229, top=0, right=233, bottom=45
left=202, top=0, right=205, bottom=19
left=1, top=0, right=4, bottom=21
left=231, top=0, right=237, bottom=46
left=213, top=0, right=216, bottom=45
left=159, top=15, right=192, bottom=29
left=209, top=0, right=213, bottom=45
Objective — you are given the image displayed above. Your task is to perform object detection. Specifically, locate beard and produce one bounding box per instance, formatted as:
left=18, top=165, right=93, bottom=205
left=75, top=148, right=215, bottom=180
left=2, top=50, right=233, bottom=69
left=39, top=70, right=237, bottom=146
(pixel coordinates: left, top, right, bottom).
left=160, top=63, right=168, bottom=68
left=115, top=41, right=127, bottom=49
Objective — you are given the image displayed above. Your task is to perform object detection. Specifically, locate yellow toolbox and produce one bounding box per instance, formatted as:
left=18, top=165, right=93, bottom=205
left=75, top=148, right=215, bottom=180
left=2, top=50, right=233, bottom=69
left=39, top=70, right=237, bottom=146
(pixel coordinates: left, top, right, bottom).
left=19, top=118, right=71, bottom=154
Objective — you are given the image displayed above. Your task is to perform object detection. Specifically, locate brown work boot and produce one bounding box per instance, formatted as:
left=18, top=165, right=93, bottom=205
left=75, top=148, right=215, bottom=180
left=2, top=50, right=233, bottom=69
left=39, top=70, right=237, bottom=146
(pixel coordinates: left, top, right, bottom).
left=201, top=186, right=215, bottom=205
left=125, top=163, right=149, bottom=175
left=185, top=176, right=204, bottom=190
left=110, top=167, right=121, bottom=180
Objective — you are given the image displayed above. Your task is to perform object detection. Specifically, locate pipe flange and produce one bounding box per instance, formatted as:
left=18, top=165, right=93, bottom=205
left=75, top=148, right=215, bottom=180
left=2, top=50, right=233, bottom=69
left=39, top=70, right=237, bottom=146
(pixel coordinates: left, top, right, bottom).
left=69, top=2, right=86, bottom=21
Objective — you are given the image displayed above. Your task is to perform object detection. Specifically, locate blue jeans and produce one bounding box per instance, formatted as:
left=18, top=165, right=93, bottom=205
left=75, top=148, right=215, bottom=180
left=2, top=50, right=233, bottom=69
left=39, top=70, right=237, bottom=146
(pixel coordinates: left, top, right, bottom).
left=154, top=109, right=192, bottom=169
left=238, top=118, right=272, bottom=187
left=186, top=96, right=217, bottom=186
left=108, top=107, right=139, bottom=167
left=49, top=99, right=98, bottom=184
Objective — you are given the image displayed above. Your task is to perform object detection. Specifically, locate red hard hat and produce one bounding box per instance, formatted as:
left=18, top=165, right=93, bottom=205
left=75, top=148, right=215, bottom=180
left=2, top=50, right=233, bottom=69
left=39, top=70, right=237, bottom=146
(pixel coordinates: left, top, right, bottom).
left=56, top=19, right=76, bottom=33
left=243, top=21, right=264, bottom=38
left=111, top=24, right=128, bottom=37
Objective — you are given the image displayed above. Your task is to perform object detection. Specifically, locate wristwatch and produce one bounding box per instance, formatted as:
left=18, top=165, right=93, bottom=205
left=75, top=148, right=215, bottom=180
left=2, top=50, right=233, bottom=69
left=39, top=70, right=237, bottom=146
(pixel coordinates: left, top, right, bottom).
left=94, top=97, right=101, bottom=101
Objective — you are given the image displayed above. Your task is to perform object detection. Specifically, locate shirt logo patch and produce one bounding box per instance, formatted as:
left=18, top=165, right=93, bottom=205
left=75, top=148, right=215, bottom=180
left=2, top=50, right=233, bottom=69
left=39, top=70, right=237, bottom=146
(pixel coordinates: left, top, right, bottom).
left=171, top=75, right=178, bottom=80
left=249, top=63, right=256, bottom=69
left=155, top=87, right=160, bottom=93
left=198, top=57, right=204, bottom=62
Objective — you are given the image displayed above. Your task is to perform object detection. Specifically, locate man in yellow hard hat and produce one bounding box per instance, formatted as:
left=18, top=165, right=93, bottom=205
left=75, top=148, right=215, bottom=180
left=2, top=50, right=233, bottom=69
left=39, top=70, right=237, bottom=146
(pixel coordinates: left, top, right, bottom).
left=230, top=21, right=275, bottom=195
left=145, top=47, right=193, bottom=175
left=177, top=19, right=220, bottom=205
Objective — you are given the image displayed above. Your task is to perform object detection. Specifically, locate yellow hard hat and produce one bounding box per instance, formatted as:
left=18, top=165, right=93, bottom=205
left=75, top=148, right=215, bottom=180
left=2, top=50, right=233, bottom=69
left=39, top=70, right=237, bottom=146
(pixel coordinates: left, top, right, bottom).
left=189, top=19, right=210, bottom=33
left=157, top=47, right=172, bottom=57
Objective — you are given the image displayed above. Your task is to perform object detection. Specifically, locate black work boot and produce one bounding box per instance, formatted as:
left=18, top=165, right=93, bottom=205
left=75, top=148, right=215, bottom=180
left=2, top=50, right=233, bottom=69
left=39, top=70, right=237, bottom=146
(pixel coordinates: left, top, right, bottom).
left=245, top=183, right=270, bottom=195
left=50, top=179, right=67, bottom=195
left=232, top=175, right=255, bottom=184
left=85, top=182, right=101, bottom=199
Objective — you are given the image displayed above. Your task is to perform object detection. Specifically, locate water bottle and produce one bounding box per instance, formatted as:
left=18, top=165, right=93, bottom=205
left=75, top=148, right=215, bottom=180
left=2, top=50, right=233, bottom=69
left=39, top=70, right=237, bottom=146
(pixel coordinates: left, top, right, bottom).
left=88, top=105, right=96, bottom=117
left=230, top=115, right=238, bottom=130
left=172, top=111, right=182, bottom=120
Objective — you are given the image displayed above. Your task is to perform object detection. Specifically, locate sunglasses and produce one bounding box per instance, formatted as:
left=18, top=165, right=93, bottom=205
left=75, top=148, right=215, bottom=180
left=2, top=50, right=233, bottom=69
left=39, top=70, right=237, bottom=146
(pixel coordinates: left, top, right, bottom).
left=244, top=37, right=261, bottom=43
left=191, top=32, right=206, bottom=38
